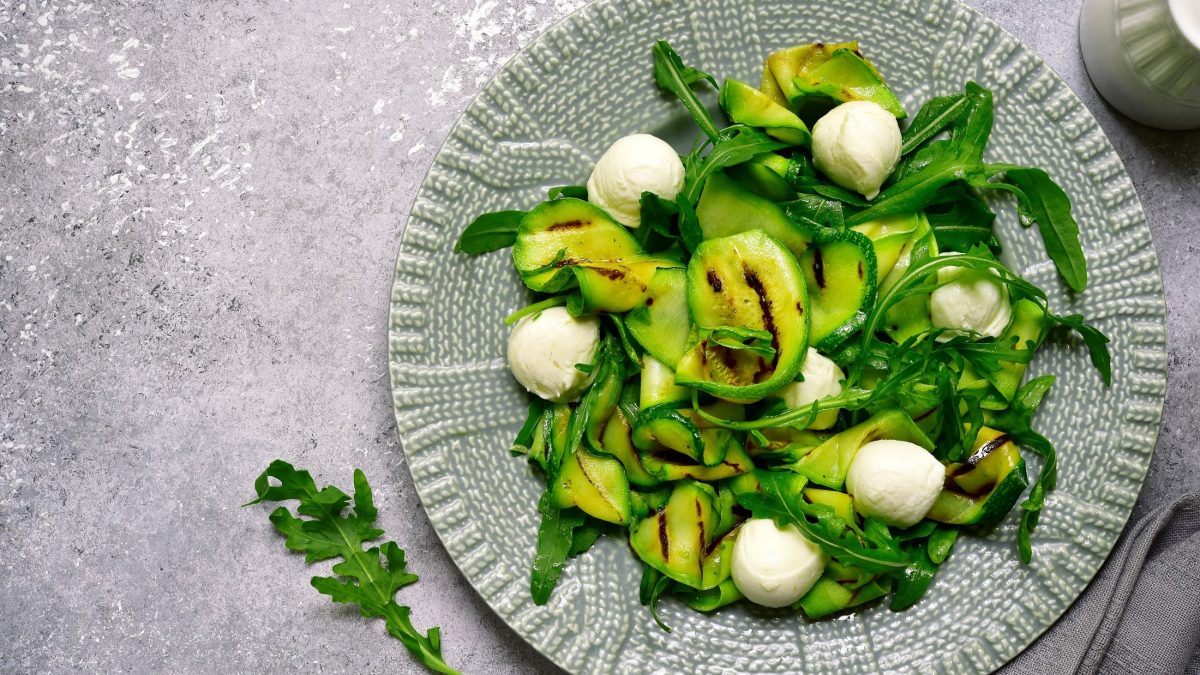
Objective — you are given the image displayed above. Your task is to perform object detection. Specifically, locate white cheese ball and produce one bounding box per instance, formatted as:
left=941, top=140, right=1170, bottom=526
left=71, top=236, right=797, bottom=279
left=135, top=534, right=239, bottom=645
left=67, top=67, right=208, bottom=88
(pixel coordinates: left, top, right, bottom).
left=846, top=440, right=945, bottom=528
left=930, top=266, right=1013, bottom=339
left=811, top=101, right=902, bottom=200
left=506, top=306, right=600, bottom=402
left=586, top=134, right=685, bottom=228
left=773, top=348, right=846, bottom=430
left=731, top=518, right=827, bottom=608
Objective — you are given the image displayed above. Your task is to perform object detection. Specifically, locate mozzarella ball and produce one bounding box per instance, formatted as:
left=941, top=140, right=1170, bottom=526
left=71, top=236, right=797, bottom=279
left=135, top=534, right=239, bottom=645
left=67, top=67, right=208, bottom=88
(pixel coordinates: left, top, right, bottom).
left=506, top=306, right=600, bottom=402
left=731, top=518, right=827, bottom=607
left=586, top=134, right=685, bottom=228
left=846, top=440, right=945, bottom=528
left=811, top=101, right=902, bottom=200
left=773, top=348, right=846, bottom=430
left=930, top=266, right=1013, bottom=339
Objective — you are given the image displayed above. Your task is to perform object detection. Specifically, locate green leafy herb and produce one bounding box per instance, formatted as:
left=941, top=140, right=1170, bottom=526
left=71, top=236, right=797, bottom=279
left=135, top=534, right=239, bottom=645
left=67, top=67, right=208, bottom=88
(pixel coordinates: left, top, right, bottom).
left=900, top=92, right=969, bottom=156
left=988, top=376, right=1059, bottom=563
left=638, top=564, right=673, bottom=632
left=999, top=166, right=1087, bottom=292
left=513, top=399, right=547, bottom=450
left=783, top=194, right=846, bottom=230
left=676, top=195, right=704, bottom=252
left=925, top=184, right=999, bottom=253
left=503, top=295, right=571, bottom=325
left=569, top=519, right=607, bottom=557
left=454, top=210, right=526, bottom=255
left=548, top=184, right=588, bottom=200
left=640, top=191, right=680, bottom=237
left=681, top=125, right=789, bottom=204
left=246, top=460, right=459, bottom=675
left=531, top=492, right=587, bottom=605
left=1048, top=313, right=1111, bottom=384
left=927, top=526, right=959, bottom=564
left=704, top=325, right=777, bottom=359
left=889, top=548, right=939, bottom=611
left=651, top=41, right=720, bottom=141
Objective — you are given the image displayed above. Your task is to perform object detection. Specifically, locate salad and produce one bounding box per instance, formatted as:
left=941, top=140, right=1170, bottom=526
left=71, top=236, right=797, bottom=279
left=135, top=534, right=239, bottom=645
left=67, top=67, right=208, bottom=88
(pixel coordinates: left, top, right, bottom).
left=454, top=40, right=1110, bottom=622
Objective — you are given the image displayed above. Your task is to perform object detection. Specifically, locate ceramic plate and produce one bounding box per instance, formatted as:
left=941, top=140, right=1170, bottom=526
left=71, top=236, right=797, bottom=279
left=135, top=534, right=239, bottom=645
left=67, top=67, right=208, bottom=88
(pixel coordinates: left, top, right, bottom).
left=389, top=0, right=1167, bottom=671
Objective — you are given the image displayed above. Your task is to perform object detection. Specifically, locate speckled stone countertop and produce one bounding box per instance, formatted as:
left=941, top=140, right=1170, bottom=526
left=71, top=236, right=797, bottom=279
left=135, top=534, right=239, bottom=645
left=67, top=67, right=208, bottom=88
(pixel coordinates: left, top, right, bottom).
left=0, top=0, right=1196, bottom=673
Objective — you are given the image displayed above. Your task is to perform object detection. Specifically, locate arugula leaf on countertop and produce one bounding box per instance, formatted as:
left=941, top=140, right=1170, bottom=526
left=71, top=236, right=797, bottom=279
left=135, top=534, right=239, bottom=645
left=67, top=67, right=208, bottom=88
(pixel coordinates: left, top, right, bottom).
left=247, top=460, right=459, bottom=675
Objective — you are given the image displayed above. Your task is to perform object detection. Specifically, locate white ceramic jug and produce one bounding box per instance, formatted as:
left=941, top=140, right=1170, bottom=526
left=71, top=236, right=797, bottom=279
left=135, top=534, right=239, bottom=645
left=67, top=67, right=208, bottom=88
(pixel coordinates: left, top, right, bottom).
left=1080, top=0, right=1200, bottom=130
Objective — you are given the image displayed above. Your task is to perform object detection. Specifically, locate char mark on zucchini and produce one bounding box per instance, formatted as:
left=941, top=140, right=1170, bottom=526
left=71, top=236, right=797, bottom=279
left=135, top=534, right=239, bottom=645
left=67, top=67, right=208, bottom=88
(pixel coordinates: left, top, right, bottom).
left=706, top=269, right=723, bottom=292
left=547, top=219, right=589, bottom=231
left=964, top=433, right=1012, bottom=467
left=741, top=267, right=777, bottom=344
left=812, top=247, right=826, bottom=288
left=658, top=513, right=670, bottom=559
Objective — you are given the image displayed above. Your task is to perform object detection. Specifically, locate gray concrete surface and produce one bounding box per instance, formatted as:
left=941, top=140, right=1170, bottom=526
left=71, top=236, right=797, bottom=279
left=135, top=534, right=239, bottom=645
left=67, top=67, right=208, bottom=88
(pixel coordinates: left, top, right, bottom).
left=0, top=0, right=1196, bottom=673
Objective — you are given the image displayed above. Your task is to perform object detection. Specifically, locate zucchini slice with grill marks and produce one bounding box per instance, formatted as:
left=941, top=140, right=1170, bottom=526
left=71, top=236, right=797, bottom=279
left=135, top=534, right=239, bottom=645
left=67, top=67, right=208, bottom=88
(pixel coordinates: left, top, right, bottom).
left=600, top=388, right=659, bottom=489
left=850, top=212, right=923, bottom=283
left=511, top=198, right=680, bottom=312
left=927, top=427, right=1028, bottom=527
left=676, top=230, right=810, bottom=403
left=800, top=226, right=877, bottom=350
left=629, top=481, right=736, bottom=589
left=550, top=446, right=632, bottom=525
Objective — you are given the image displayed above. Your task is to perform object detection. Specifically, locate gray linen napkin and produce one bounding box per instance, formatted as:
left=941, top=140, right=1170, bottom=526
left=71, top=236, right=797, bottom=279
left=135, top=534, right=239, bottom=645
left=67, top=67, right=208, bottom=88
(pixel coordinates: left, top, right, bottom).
left=999, top=493, right=1200, bottom=675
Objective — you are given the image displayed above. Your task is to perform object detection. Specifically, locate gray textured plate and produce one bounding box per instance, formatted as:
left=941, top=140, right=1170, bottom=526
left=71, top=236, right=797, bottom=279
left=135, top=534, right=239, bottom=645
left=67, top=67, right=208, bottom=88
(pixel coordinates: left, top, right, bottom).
left=389, top=0, right=1167, bottom=672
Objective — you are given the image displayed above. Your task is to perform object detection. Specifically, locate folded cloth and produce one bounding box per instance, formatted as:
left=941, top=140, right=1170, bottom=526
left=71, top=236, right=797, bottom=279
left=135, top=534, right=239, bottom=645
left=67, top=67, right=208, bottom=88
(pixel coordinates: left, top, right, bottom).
left=1000, top=493, right=1200, bottom=675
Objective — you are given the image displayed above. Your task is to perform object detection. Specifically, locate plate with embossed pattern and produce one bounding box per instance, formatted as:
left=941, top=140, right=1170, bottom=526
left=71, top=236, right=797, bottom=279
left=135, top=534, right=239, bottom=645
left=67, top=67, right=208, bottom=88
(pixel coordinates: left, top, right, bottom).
left=389, top=0, right=1167, bottom=672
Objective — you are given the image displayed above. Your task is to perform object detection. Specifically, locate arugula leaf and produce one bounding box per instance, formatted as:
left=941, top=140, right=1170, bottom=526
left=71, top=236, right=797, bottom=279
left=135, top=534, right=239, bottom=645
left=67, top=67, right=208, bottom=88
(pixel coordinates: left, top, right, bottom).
left=988, top=376, right=1059, bottom=563
left=513, top=399, right=547, bottom=450
left=676, top=195, right=704, bottom=252
left=681, top=125, right=789, bottom=204
left=453, top=210, right=526, bottom=255
left=783, top=194, right=846, bottom=230
left=703, top=325, right=777, bottom=359
left=530, top=492, right=587, bottom=605
left=503, top=295, right=571, bottom=326
left=1048, top=313, right=1111, bottom=385
left=927, top=526, right=959, bottom=564
left=638, top=564, right=673, bottom=632
left=889, top=548, right=939, bottom=611
left=651, top=41, right=720, bottom=141
left=568, top=519, right=606, bottom=557
left=736, top=470, right=910, bottom=573
left=548, top=185, right=587, bottom=200
left=640, top=191, right=679, bottom=237
left=247, top=461, right=459, bottom=675
left=1001, top=166, right=1087, bottom=292
left=901, top=92, right=969, bottom=155
left=925, top=184, right=999, bottom=253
